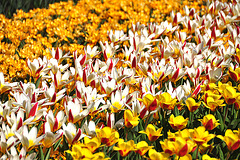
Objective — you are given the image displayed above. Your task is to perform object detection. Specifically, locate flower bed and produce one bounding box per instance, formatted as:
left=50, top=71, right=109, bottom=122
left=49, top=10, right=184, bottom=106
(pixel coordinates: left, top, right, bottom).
left=0, top=0, right=240, bottom=159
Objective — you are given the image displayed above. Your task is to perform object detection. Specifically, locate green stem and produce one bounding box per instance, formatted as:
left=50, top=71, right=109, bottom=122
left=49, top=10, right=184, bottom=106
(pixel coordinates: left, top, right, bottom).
left=223, top=105, right=229, bottom=124
left=125, top=128, right=129, bottom=140
left=236, top=109, right=239, bottom=119
left=195, top=146, right=199, bottom=160
left=226, top=151, right=232, bottom=160
left=145, top=113, right=151, bottom=129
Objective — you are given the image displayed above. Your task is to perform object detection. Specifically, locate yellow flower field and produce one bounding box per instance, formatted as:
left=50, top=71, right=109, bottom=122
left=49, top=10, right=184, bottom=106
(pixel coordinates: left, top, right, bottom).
left=0, top=0, right=240, bottom=159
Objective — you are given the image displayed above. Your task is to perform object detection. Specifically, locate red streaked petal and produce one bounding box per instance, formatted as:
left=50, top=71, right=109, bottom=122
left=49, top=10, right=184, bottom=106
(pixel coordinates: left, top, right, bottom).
left=29, top=102, right=38, bottom=118
left=80, top=54, right=86, bottom=66
left=68, top=109, right=74, bottom=122
left=72, top=128, right=81, bottom=144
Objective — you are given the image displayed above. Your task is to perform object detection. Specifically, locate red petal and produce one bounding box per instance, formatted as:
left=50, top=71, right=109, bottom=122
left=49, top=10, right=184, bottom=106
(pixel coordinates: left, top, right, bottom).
left=231, top=139, right=240, bottom=151
left=72, top=128, right=81, bottom=144
left=205, top=119, right=213, bottom=130
left=29, top=102, right=38, bottom=118
left=148, top=99, right=158, bottom=111
left=172, top=68, right=179, bottom=82
left=53, top=118, right=58, bottom=132
left=55, top=48, right=60, bottom=60
left=80, top=54, right=86, bottom=66
left=140, top=107, right=147, bottom=119
left=68, top=109, right=74, bottom=122
left=132, top=56, right=137, bottom=68
left=51, top=92, right=57, bottom=102
left=17, top=117, right=23, bottom=130
left=178, top=144, right=188, bottom=157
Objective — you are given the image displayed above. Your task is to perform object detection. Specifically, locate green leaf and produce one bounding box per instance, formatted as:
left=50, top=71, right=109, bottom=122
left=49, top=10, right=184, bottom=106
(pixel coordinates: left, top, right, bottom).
left=173, top=106, right=179, bottom=116
left=230, top=119, right=240, bottom=129
left=217, top=145, right=224, bottom=160
left=54, top=138, right=62, bottom=151
left=37, top=120, right=43, bottom=132
left=39, top=146, right=44, bottom=160
left=45, top=147, right=51, bottom=160
left=35, top=76, right=42, bottom=88
left=67, top=37, right=74, bottom=43
left=216, top=109, right=224, bottom=132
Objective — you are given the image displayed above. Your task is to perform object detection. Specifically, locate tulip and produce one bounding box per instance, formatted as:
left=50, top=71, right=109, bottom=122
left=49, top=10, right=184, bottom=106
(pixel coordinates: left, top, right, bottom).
left=139, top=124, right=163, bottom=142
left=148, top=149, right=169, bottom=160
left=84, top=136, right=101, bottom=153
left=220, top=85, right=240, bottom=105
left=139, top=93, right=158, bottom=112
left=199, top=114, right=220, bottom=130
left=66, top=144, right=93, bottom=160
left=161, top=137, right=189, bottom=157
left=45, top=110, right=66, bottom=132
left=202, top=154, right=218, bottom=160
left=159, top=92, right=177, bottom=110
left=217, top=129, right=240, bottom=151
left=175, top=137, right=190, bottom=157
left=124, top=109, right=139, bottom=128
left=64, top=99, right=89, bottom=123
left=185, top=97, right=201, bottom=112
left=92, top=152, right=110, bottom=160
left=160, top=139, right=175, bottom=156
left=14, top=126, right=44, bottom=150
left=42, top=122, right=63, bottom=148
left=113, top=139, right=135, bottom=157
left=96, top=127, right=119, bottom=146
left=110, top=90, right=125, bottom=113
left=62, top=123, right=83, bottom=145
left=169, top=114, right=188, bottom=130
left=135, top=141, right=153, bottom=156
left=228, top=67, right=240, bottom=82
left=189, top=126, right=215, bottom=146
left=202, top=92, right=225, bottom=111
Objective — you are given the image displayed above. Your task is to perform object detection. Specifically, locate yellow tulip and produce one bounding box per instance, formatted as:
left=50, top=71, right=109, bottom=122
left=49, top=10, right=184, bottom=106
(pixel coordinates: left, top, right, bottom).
left=174, top=137, right=189, bottom=157
left=92, top=152, right=110, bottom=160
left=228, top=67, right=240, bottom=82
left=202, top=92, right=225, bottom=111
left=169, top=114, right=188, bottom=130
left=139, top=93, right=158, bottom=112
left=202, top=154, right=219, bottom=160
left=139, top=124, right=163, bottom=142
left=189, top=126, right=215, bottom=146
left=96, top=127, right=119, bottom=146
left=159, top=92, right=177, bottom=110
left=148, top=149, right=169, bottom=160
left=220, top=84, right=240, bottom=105
left=124, top=109, right=139, bottom=128
left=84, top=136, right=101, bottom=153
left=199, top=114, right=219, bottom=130
left=185, top=97, right=201, bottom=112
left=217, top=129, right=240, bottom=151
left=113, top=139, right=135, bottom=157
left=66, top=144, right=93, bottom=160
left=160, top=139, right=176, bottom=156
left=135, top=141, right=154, bottom=156
left=175, top=154, right=192, bottom=160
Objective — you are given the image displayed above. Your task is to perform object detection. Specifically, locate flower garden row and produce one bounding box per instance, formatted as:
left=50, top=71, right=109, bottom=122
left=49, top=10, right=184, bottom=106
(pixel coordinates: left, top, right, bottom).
left=0, top=0, right=205, bottom=81
left=1, top=0, right=240, bottom=159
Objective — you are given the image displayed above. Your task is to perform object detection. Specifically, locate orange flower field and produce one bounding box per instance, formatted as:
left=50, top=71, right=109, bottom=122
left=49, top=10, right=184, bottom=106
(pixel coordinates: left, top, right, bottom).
left=0, top=0, right=240, bottom=159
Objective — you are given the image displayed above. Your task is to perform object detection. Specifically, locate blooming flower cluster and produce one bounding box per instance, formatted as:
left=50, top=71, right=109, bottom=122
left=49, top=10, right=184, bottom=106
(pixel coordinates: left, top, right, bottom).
left=0, top=0, right=205, bottom=81
left=0, top=0, right=240, bottom=159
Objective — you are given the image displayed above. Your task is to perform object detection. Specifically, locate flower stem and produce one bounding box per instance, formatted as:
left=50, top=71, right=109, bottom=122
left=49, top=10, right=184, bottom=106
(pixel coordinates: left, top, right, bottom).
left=226, top=151, right=232, bottom=160
left=145, top=113, right=151, bottom=129
left=195, top=146, right=199, bottom=160
left=223, top=105, right=229, bottom=124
